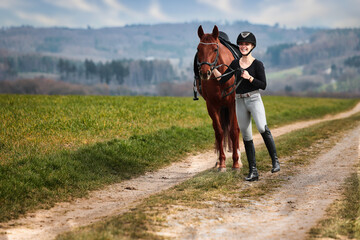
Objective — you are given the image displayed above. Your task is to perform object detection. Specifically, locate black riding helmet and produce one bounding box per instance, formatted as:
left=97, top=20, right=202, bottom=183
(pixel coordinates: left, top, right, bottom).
left=236, top=31, right=256, bottom=56
left=236, top=31, right=256, bottom=46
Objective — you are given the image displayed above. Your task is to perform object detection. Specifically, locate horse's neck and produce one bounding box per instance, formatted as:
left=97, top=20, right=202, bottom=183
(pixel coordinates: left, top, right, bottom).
left=218, top=44, right=234, bottom=72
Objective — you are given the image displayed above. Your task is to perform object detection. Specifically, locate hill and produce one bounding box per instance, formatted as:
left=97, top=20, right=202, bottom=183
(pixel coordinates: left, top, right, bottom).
left=264, top=29, right=360, bottom=95
left=0, top=21, right=316, bottom=62
left=0, top=22, right=359, bottom=96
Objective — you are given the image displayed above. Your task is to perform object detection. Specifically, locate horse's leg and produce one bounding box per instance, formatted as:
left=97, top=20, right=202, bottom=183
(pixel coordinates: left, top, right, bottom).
left=207, top=104, right=226, bottom=171
left=229, top=103, right=241, bottom=170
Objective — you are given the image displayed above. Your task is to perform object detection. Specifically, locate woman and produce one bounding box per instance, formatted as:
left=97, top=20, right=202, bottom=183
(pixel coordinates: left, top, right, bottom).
left=213, top=31, right=280, bottom=181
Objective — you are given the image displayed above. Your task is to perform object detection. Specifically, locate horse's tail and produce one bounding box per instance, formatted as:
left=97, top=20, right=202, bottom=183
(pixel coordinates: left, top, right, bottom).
left=219, top=106, right=232, bottom=152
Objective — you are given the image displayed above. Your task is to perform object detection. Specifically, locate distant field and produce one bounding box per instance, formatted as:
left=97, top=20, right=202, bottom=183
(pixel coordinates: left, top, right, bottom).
left=0, top=94, right=358, bottom=221
left=17, top=72, right=60, bottom=79
left=267, top=66, right=303, bottom=80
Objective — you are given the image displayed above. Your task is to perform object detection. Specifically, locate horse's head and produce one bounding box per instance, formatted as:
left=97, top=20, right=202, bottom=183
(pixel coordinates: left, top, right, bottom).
left=197, top=25, right=220, bottom=81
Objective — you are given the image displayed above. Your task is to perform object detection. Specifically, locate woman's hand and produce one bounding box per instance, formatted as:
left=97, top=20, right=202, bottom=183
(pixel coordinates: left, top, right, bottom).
left=241, top=70, right=253, bottom=82
left=212, top=69, right=222, bottom=81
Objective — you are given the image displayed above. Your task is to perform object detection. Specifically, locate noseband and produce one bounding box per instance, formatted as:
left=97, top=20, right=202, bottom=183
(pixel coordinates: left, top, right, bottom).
left=196, top=42, right=219, bottom=71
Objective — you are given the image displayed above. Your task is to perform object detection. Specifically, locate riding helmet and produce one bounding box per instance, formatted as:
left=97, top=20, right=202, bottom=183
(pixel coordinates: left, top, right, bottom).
left=236, top=31, right=256, bottom=47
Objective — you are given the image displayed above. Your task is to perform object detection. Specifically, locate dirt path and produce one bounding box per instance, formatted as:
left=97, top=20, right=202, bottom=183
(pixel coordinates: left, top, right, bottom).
left=156, top=124, right=360, bottom=240
left=1, top=102, right=360, bottom=240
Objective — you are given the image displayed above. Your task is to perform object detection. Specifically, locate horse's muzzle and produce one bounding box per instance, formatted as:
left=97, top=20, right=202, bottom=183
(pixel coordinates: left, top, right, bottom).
left=200, top=69, right=212, bottom=80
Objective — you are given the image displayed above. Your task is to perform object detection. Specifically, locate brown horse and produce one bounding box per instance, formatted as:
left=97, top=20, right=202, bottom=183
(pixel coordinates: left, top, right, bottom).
left=196, top=25, right=241, bottom=171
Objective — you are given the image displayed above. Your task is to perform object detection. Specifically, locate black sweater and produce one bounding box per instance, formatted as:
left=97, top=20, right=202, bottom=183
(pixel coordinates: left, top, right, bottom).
left=219, top=59, right=267, bottom=94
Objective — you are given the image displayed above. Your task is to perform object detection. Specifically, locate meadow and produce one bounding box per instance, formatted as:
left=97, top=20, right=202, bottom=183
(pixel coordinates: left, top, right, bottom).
left=0, top=94, right=358, bottom=222
left=267, top=66, right=303, bottom=80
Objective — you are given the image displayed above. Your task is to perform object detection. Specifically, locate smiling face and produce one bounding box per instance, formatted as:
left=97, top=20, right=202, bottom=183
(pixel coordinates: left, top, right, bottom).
left=238, top=42, right=254, bottom=56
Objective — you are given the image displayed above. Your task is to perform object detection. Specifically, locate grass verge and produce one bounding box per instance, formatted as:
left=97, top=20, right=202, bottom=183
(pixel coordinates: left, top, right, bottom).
left=0, top=125, right=213, bottom=222
left=56, top=113, right=360, bottom=240
left=308, top=165, right=360, bottom=239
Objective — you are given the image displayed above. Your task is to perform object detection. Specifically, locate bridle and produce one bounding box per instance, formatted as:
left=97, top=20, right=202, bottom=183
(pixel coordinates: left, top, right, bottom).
left=196, top=42, right=219, bottom=71
left=197, top=41, right=235, bottom=78
left=196, top=41, right=244, bottom=98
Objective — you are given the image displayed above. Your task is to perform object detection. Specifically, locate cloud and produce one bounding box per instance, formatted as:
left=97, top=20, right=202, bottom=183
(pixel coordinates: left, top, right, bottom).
left=148, top=0, right=174, bottom=22
left=39, top=0, right=141, bottom=27
left=43, top=0, right=99, bottom=13
left=0, top=1, right=15, bottom=8
left=101, top=0, right=144, bottom=24
left=192, top=0, right=360, bottom=28
left=102, top=0, right=137, bottom=15
left=102, top=0, right=126, bottom=11
left=0, top=0, right=33, bottom=11
left=15, top=10, right=59, bottom=26
left=248, top=0, right=360, bottom=28
left=250, top=0, right=322, bottom=27
left=0, top=0, right=359, bottom=29
left=196, top=0, right=239, bottom=18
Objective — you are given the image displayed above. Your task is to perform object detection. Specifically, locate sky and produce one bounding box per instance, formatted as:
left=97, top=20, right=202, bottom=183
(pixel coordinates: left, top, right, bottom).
left=0, top=0, right=359, bottom=29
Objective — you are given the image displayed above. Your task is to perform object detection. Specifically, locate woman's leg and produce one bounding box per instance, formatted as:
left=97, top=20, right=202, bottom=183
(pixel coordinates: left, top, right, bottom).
left=245, top=93, right=267, bottom=133
left=246, top=93, right=280, bottom=173
left=236, top=98, right=258, bottom=181
left=261, top=126, right=280, bottom=172
left=236, top=98, right=252, bottom=141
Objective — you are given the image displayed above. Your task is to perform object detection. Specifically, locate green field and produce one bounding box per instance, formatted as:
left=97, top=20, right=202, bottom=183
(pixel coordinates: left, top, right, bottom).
left=0, top=94, right=358, bottom=222
left=267, top=66, right=303, bottom=80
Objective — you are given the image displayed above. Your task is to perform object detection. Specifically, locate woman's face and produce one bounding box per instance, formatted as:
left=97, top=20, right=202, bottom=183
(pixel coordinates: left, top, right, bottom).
left=238, top=42, right=254, bottom=55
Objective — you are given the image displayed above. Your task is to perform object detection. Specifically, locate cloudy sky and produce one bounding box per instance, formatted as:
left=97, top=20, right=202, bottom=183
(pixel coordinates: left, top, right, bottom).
left=0, top=0, right=359, bottom=29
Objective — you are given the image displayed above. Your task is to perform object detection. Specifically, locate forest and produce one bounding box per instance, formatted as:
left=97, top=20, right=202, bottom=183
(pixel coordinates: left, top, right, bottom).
left=0, top=51, right=182, bottom=95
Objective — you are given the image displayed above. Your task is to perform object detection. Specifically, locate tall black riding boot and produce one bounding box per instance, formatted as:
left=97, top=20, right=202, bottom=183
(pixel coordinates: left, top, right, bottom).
left=261, top=125, right=280, bottom=173
left=244, top=140, right=259, bottom=181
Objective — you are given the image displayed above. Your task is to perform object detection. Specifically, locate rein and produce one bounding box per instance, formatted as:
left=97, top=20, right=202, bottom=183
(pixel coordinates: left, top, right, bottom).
left=221, top=77, right=243, bottom=98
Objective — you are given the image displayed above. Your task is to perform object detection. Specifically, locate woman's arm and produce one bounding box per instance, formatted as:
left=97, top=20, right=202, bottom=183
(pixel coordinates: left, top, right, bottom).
left=241, top=60, right=266, bottom=90
left=214, top=60, right=238, bottom=84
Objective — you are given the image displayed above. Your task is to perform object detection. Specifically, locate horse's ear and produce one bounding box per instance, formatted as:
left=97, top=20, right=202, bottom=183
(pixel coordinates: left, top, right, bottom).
left=198, top=25, right=204, bottom=39
left=212, top=25, right=219, bottom=39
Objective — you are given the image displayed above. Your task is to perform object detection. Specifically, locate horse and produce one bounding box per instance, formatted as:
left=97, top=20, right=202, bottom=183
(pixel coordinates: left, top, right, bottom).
left=196, top=25, right=241, bottom=171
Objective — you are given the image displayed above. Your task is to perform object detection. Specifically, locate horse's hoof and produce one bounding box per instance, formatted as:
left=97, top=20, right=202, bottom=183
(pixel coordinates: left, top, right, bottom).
left=231, top=167, right=240, bottom=172
left=218, top=167, right=227, bottom=172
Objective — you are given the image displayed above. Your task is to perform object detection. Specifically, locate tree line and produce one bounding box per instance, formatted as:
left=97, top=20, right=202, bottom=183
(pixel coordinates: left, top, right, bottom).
left=0, top=53, right=177, bottom=87
left=264, top=29, right=360, bottom=68
left=57, top=59, right=130, bottom=85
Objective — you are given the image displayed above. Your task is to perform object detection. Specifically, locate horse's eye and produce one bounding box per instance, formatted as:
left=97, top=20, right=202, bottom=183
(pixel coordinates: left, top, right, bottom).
left=214, top=49, right=218, bottom=52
